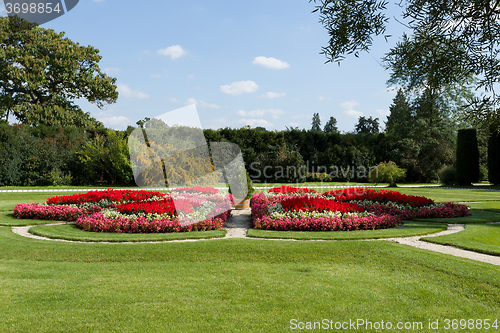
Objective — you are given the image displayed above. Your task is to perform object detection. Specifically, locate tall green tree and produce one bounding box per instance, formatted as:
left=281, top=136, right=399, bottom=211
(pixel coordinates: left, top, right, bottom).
left=311, top=0, right=500, bottom=128
left=455, top=128, right=479, bottom=185
left=311, top=113, right=322, bottom=131
left=77, top=130, right=132, bottom=185
left=323, top=116, right=338, bottom=133
left=385, top=89, right=412, bottom=138
left=0, top=16, right=118, bottom=127
left=355, top=116, right=379, bottom=134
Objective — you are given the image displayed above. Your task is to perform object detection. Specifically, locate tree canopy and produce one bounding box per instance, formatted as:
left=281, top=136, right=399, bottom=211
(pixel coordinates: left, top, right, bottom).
left=311, top=0, right=500, bottom=127
left=0, top=16, right=118, bottom=127
left=311, top=112, right=322, bottom=131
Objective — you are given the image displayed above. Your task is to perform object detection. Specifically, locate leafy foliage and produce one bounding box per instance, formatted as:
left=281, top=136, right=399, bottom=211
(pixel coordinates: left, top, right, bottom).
left=438, top=165, right=456, bottom=186
left=455, top=129, right=479, bottom=185
left=488, top=128, right=500, bottom=185
left=355, top=116, right=379, bottom=134
left=369, top=161, right=406, bottom=187
left=311, top=0, right=500, bottom=128
left=323, top=116, right=338, bottom=133
left=385, top=89, right=412, bottom=138
left=77, top=130, right=132, bottom=185
left=311, top=112, right=322, bottom=131
left=0, top=16, right=117, bottom=127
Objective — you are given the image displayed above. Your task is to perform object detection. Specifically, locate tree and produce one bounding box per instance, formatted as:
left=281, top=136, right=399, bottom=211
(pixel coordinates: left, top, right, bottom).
left=311, top=113, right=322, bottom=131
left=323, top=116, right=338, bottom=133
left=488, top=127, right=500, bottom=185
left=77, top=130, right=132, bottom=185
left=311, top=0, right=500, bottom=128
left=455, top=129, right=479, bottom=185
left=0, top=16, right=118, bottom=127
left=355, top=116, right=379, bottom=134
left=369, top=161, right=406, bottom=187
left=385, top=89, right=412, bottom=138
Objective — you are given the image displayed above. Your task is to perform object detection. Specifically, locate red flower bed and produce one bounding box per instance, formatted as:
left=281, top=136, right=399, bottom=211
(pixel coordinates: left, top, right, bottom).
left=281, top=196, right=363, bottom=213
left=13, top=203, right=101, bottom=222
left=325, top=188, right=434, bottom=207
left=269, top=186, right=317, bottom=194
left=171, top=186, right=218, bottom=195
left=46, top=189, right=166, bottom=205
left=76, top=213, right=225, bottom=233
left=115, top=198, right=201, bottom=216
left=14, top=188, right=231, bottom=234
left=254, top=214, right=399, bottom=231
left=251, top=187, right=469, bottom=232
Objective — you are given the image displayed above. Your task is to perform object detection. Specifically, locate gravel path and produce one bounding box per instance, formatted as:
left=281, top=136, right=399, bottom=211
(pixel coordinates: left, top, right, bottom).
left=9, top=210, right=500, bottom=266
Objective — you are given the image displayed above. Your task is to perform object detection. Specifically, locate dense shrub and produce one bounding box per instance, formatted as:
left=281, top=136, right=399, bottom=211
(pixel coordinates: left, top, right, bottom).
left=456, top=128, right=479, bottom=185
left=438, top=165, right=456, bottom=185
left=488, top=128, right=500, bottom=185
left=369, top=161, right=406, bottom=187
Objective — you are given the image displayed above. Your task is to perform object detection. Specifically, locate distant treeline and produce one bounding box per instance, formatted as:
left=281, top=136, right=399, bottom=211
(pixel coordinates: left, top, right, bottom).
left=0, top=120, right=488, bottom=186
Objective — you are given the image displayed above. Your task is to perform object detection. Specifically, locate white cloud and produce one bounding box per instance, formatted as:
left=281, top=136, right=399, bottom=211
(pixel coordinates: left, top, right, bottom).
left=341, top=100, right=363, bottom=118
left=341, top=100, right=359, bottom=110
left=344, top=109, right=364, bottom=117
left=150, top=73, right=161, bottom=78
left=261, top=92, right=286, bottom=99
left=376, top=108, right=390, bottom=116
left=289, top=122, right=301, bottom=127
left=167, top=97, right=179, bottom=103
left=220, top=80, right=259, bottom=95
left=158, top=45, right=187, bottom=60
left=185, top=98, right=220, bottom=109
left=237, top=108, right=284, bottom=119
left=207, top=118, right=230, bottom=129
left=292, top=114, right=308, bottom=119
left=252, top=56, right=290, bottom=69
left=318, top=96, right=331, bottom=101
left=98, top=116, right=131, bottom=128
left=239, top=119, right=273, bottom=127
left=187, top=74, right=195, bottom=80
left=104, top=67, right=121, bottom=75
left=117, top=84, right=149, bottom=99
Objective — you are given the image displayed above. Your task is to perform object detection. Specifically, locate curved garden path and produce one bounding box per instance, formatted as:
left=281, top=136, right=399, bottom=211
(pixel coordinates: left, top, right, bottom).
left=8, top=208, right=500, bottom=266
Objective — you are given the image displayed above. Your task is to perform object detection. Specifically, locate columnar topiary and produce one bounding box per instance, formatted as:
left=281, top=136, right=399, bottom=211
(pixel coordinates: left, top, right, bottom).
left=455, top=128, right=479, bottom=185
left=488, top=128, right=500, bottom=185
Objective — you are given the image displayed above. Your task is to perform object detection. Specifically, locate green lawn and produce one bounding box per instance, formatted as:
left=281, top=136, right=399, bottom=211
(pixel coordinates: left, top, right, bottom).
left=0, top=192, right=84, bottom=212
left=247, top=221, right=447, bottom=240
left=466, top=201, right=500, bottom=212
left=422, top=224, right=500, bottom=256
left=0, top=227, right=499, bottom=332
left=30, top=223, right=226, bottom=242
left=413, top=209, right=500, bottom=224
left=391, top=187, right=500, bottom=203
left=0, top=211, right=64, bottom=226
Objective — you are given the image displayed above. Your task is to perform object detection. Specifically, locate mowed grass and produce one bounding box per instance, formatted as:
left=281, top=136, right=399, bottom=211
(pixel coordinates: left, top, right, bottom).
left=0, top=192, right=84, bottom=212
left=392, top=187, right=500, bottom=203
left=466, top=201, right=500, bottom=213
left=422, top=224, right=500, bottom=256
left=0, top=227, right=499, bottom=332
left=30, top=223, right=226, bottom=242
left=247, top=221, right=447, bottom=240
left=0, top=211, right=59, bottom=226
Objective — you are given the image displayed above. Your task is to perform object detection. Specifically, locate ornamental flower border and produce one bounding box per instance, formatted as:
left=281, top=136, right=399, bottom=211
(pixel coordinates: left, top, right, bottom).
left=251, top=186, right=469, bottom=232
left=13, top=188, right=231, bottom=234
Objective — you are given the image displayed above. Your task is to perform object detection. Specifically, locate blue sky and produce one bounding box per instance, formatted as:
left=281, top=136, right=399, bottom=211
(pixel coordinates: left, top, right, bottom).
left=1, top=0, right=410, bottom=132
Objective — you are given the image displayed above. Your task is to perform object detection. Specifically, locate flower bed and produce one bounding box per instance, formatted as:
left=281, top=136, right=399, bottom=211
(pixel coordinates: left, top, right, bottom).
left=251, top=186, right=469, bottom=232
left=13, top=187, right=231, bottom=233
